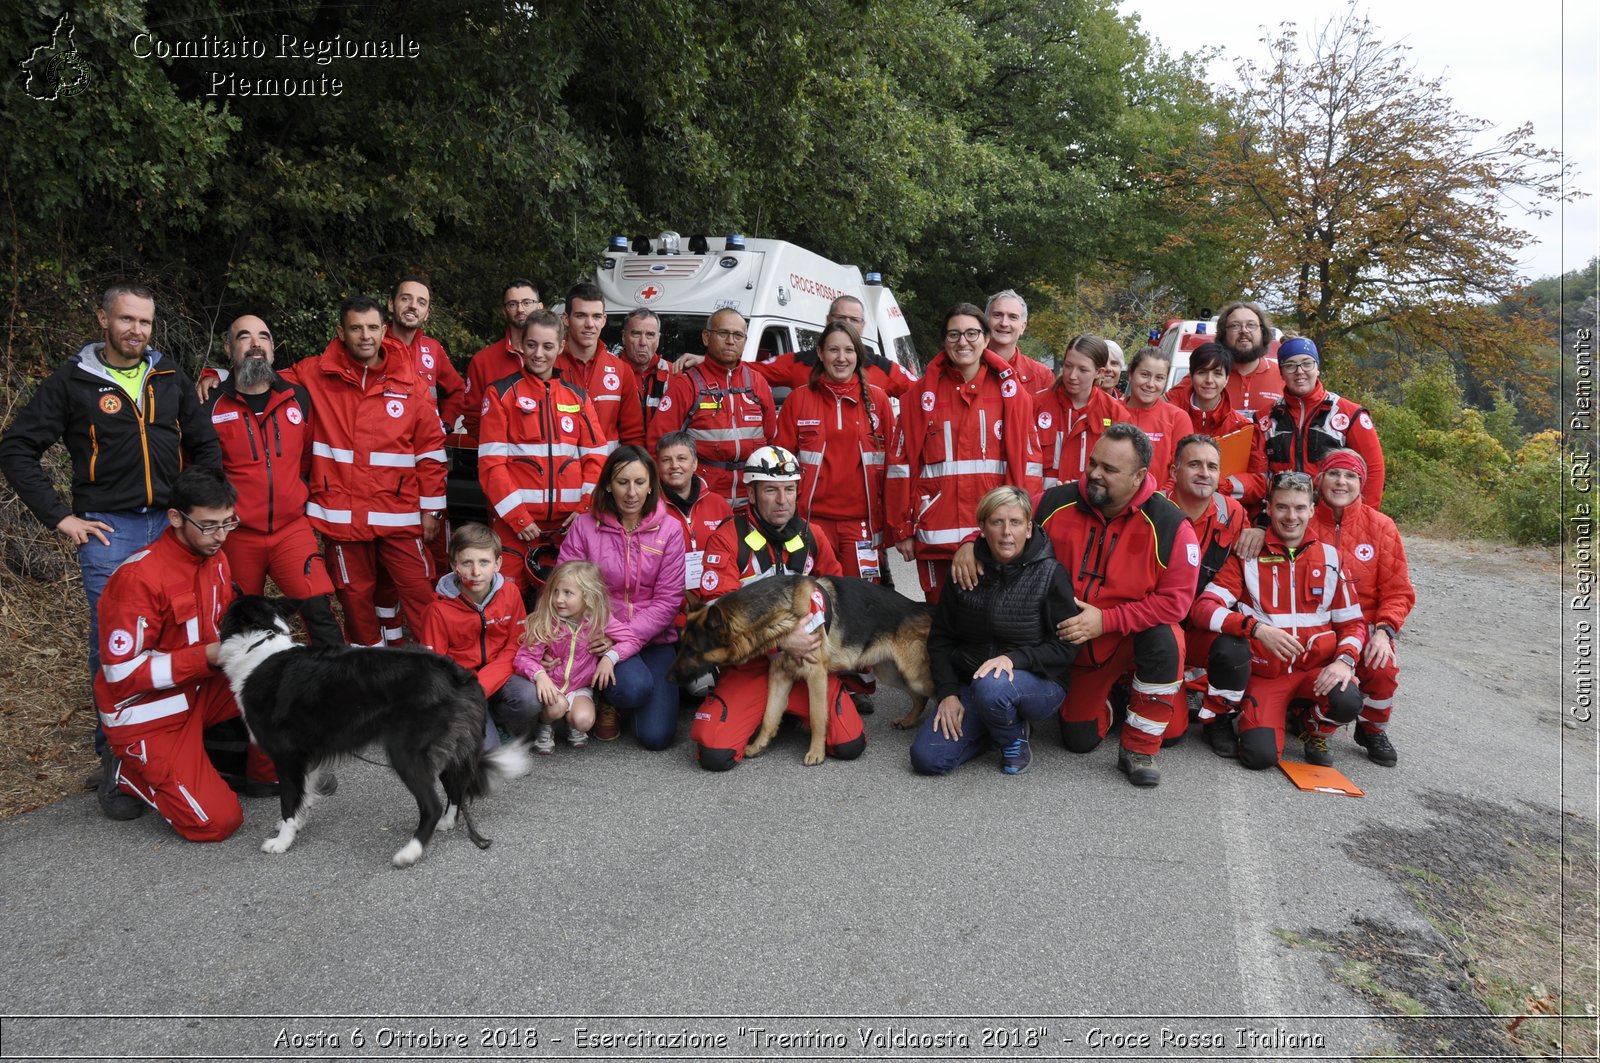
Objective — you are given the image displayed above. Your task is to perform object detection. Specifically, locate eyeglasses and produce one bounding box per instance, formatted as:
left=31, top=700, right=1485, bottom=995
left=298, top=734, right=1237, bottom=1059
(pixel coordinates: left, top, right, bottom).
left=1280, top=359, right=1318, bottom=374
left=1269, top=471, right=1314, bottom=490
left=504, top=298, right=541, bottom=310
left=179, top=514, right=241, bottom=536
left=1224, top=321, right=1260, bottom=334
left=944, top=328, right=985, bottom=343
left=708, top=329, right=748, bottom=343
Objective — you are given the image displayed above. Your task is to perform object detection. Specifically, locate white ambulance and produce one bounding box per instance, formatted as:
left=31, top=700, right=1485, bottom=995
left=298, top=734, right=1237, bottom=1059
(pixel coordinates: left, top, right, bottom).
left=593, top=231, right=921, bottom=375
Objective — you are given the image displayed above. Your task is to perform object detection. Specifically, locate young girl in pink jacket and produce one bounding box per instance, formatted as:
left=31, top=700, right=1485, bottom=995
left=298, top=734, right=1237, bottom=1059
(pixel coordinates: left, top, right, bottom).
left=513, top=561, right=626, bottom=754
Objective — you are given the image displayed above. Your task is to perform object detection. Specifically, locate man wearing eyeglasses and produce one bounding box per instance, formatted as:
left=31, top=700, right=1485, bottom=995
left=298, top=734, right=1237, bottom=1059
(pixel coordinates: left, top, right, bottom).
left=0, top=283, right=222, bottom=819
left=1168, top=301, right=1284, bottom=419
left=1230, top=337, right=1385, bottom=511
left=463, top=279, right=542, bottom=442
left=93, top=466, right=278, bottom=838
left=556, top=281, right=645, bottom=451
left=202, top=314, right=343, bottom=647
left=648, top=308, right=776, bottom=511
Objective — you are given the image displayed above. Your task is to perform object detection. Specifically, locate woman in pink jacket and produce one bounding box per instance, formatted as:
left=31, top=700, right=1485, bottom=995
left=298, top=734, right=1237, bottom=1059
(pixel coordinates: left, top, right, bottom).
left=556, top=444, right=687, bottom=749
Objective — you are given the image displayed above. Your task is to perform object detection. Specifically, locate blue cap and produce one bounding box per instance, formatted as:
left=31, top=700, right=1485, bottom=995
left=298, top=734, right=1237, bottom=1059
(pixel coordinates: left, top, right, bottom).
left=1277, top=336, right=1319, bottom=364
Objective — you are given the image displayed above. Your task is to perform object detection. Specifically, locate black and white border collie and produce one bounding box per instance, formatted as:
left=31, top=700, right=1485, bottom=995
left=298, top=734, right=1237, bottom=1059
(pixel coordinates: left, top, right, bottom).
left=217, top=596, right=531, bottom=867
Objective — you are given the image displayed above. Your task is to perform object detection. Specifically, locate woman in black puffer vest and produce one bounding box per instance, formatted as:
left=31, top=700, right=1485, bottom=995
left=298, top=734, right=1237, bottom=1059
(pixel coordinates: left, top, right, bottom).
left=910, top=486, right=1079, bottom=776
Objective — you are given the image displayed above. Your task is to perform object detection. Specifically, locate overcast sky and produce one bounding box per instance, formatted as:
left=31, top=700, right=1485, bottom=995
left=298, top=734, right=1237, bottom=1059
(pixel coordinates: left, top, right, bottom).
left=1119, top=0, right=1598, bottom=284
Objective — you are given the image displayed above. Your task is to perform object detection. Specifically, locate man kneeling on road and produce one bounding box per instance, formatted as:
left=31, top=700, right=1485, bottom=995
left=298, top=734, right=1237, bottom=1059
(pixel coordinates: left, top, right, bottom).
left=93, top=467, right=290, bottom=838
left=952, top=423, right=1198, bottom=786
left=689, top=446, right=866, bottom=770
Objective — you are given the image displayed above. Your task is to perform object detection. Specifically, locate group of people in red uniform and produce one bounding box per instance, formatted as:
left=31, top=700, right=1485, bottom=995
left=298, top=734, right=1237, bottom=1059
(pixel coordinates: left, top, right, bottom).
left=1, top=279, right=1413, bottom=843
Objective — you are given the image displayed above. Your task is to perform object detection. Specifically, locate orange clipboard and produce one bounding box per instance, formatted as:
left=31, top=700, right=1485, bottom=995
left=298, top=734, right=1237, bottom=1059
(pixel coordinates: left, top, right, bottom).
left=1216, top=426, right=1255, bottom=479
left=1279, top=760, right=1365, bottom=797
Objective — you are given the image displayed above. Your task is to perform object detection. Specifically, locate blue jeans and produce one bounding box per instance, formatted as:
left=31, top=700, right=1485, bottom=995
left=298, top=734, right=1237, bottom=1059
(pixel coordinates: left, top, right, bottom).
left=909, top=669, right=1065, bottom=775
left=79, top=510, right=171, bottom=751
left=604, top=643, right=679, bottom=750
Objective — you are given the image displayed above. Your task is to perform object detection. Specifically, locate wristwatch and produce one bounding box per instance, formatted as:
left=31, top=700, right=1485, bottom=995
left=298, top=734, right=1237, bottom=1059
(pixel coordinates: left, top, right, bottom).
left=1336, top=653, right=1357, bottom=670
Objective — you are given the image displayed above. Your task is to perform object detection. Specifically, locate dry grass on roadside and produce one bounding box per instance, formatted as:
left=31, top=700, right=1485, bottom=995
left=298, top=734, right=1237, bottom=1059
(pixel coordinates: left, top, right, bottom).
left=0, top=489, right=97, bottom=818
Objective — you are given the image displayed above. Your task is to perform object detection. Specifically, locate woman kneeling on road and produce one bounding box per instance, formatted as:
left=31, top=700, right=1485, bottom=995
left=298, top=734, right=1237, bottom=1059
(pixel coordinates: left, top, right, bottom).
left=910, top=486, right=1079, bottom=776
left=1309, top=449, right=1414, bottom=766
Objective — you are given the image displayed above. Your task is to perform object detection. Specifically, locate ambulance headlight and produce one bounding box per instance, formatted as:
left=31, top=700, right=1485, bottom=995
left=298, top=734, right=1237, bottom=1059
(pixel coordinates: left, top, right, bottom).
left=657, top=231, right=681, bottom=255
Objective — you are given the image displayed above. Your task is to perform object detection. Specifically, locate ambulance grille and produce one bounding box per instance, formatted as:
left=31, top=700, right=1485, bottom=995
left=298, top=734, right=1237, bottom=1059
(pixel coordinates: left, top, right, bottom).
left=621, top=258, right=708, bottom=279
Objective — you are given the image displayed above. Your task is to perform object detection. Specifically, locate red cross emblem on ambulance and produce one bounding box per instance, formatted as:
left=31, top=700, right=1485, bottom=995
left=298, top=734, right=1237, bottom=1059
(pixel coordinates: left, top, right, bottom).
left=637, top=285, right=662, bottom=303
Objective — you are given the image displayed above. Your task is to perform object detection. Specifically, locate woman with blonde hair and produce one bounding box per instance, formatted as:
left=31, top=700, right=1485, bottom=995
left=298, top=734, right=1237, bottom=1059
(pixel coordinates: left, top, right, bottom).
left=910, top=486, right=1079, bottom=776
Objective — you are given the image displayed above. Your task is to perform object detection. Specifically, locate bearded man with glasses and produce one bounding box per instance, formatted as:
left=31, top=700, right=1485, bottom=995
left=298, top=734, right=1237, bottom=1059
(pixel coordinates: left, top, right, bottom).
left=1228, top=337, right=1386, bottom=511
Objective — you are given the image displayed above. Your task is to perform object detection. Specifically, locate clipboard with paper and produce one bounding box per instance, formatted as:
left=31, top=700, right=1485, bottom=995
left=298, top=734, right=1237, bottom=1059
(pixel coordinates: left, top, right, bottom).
left=1278, top=759, right=1365, bottom=797
left=1216, top=425, right=1255, bottom=479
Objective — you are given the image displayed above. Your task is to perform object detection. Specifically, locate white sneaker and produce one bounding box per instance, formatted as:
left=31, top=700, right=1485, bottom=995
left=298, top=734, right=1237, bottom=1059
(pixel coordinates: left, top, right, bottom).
left=567, top=728, right=589, bottom=749
left=533, top=723, right=555, bottom=755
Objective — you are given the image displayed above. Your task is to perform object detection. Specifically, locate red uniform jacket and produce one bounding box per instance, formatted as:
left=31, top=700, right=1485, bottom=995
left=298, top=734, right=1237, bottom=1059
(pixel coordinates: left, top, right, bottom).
left=1176, top=391, right=1254, bottom=440
left=388, top=327, right=465, bottom=433
left=775, top=379, right=895, bottom=532
left=294, top=335, right=447, bottom=540
left=1002, top=349, right=1057, bottom=396
left=885, top=350, right=1041, bottom=557
left=463, top=332, right=523, bottom=442
left=698, top=514, right=842, bottom=600
left=1119, top=399, right=1191, bottom=493
left=204, top=376, right=313, bottom=535
left=1309, top=498, right=1414, bottom=632
left=1034, top=384, right=1124, bottom=489
left=648, top=363, right=777, bottom=511
left=419, top=572, right=525, bottom=697
left=1180, top=491, right=1248, bottom=595
left=663, top=477, right=734, bottom=555
left=1168, top=356, right=1285, bottom=421
left=1036, top=471, right=1200, bottom=666
left=753, top=349, right=917, bottom=399
left=556, top=346, right=645, bottom=450
left=1191, top=530, right=1366, bottom=678
left=1230, top=383, right=1385, bottom=510
left=478, top=369, right=607, bottom=534
left=629, top=357, right=672, bottom=427
left=94, top=529, right=233, bottom=740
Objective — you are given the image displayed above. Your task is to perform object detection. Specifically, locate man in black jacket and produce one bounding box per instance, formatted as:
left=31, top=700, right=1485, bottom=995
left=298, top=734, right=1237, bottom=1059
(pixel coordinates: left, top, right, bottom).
left=0, top=283, right=220, bottom=817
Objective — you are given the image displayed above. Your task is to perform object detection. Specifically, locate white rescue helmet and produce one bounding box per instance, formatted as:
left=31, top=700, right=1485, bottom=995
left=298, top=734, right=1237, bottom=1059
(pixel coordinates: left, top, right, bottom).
left=743, top=445, right=801, bottom=483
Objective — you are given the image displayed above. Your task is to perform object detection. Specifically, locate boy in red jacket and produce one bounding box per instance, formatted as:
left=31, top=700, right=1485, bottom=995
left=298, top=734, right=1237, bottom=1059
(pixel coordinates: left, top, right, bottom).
left=419, top=524, right=540, bottom=749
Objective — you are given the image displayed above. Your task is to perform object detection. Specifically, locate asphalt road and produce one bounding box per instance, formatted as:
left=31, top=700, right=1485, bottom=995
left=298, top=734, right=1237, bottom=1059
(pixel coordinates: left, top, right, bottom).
left=1, top=541, right=1590, bottom=1062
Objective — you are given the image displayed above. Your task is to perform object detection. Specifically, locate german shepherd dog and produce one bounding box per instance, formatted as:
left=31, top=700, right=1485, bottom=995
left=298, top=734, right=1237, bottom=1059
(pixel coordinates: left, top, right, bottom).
left=216, top=596, right=531, bottom=867
left=668, top=576, right=934, bottom=765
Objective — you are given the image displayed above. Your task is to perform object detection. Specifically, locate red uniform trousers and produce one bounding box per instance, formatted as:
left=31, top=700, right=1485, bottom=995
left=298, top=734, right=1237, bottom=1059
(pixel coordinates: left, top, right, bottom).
left=222, top=520, right=334, bottom=599
left=915, top=559, right=952, bottom=603
left=1058, top=625, right=1185, bottom=756
left=108, top=676, right=275, bottom=843
left=373, top=532, right=451, bottom=645
left=1356, top=652, right=1400, bottom=733
left=1236, top=668, right=1361, bottom=758
left=325, top=536, right=436, bottom=646
left=690, top=659, right=865, bottom=765
left=808, top=517, right=883, bottom=582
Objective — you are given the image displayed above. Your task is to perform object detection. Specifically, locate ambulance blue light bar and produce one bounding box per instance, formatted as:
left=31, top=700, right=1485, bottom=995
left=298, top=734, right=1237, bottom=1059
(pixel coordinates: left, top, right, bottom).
left=725, top=234, right=746, bottom=251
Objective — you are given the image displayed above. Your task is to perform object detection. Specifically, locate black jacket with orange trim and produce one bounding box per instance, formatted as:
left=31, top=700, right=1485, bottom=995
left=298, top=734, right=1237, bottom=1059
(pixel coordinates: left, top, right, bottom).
left=1, top=344, right=220, bottom=528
